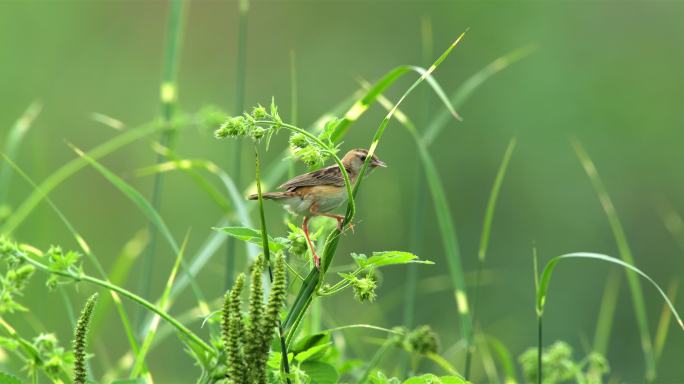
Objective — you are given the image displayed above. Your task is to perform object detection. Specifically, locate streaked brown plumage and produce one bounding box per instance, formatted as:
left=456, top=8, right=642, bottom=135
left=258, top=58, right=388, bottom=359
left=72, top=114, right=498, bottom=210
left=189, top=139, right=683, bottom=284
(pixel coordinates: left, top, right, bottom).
left=248, top=148, right=386, bottom=268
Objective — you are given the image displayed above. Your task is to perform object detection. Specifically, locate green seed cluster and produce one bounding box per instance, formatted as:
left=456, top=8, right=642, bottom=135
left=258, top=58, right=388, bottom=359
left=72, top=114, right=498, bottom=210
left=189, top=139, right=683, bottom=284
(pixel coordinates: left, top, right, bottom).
left=221, top=255, right=287, bottom=384
left=222, top=273, right=246, bottom=382
left=519, top=341, right=610, bottom=384
left=214, top=101, right=282, bottom=143
left=73, top=293, right=98, bottom=384
left=351, top=270, right=378, bottom=303
left=0, top=236, right=36, bottom=314
left=392, top=325, right=440, bottom=355
left=44, top=246, right=83, bottom=289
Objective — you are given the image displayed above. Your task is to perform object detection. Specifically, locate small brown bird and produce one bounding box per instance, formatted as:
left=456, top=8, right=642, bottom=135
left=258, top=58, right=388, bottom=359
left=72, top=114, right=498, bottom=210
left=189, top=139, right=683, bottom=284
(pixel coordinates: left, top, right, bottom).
left=248, top=149, right=387, bottom=268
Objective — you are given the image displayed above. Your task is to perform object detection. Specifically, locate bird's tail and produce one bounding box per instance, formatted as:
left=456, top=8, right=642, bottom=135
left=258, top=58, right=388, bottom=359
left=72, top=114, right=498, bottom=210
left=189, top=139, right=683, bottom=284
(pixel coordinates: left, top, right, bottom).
left=247, top=191, right=291, bottom=200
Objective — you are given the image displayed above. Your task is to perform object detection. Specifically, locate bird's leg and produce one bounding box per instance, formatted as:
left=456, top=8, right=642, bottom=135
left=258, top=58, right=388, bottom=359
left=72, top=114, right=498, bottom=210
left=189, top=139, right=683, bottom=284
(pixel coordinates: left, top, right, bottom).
left=302, top=216, right=320, bottom=269
left=317, top=212, right=354, bottom=233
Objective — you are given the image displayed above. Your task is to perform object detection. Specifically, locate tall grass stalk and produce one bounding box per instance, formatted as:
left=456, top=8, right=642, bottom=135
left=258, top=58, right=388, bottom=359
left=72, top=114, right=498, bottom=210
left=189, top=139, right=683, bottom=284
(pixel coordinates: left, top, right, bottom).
left=533, top=245, right=542, bottom=384
left=465, top=137, right=516, bottom=378
left=572, top=139, right=656, bottom=380
left=654, top=280, right=678, bottom=363
left=139, top=0, right=187, bottom=326
left=225, top=0, right=250, bottom=291
left=593, top=268, right=621, bottom=355
left=283, top=33, right=467, bottom=345
left=403, top=15, right=433, bottom=334
left=253, top=148, right=291, bottom=381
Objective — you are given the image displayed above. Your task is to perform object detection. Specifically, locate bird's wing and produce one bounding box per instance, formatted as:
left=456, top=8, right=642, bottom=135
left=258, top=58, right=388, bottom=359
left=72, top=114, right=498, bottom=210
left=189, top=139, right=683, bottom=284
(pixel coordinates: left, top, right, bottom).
left=279, top=164, right=346, bottom=190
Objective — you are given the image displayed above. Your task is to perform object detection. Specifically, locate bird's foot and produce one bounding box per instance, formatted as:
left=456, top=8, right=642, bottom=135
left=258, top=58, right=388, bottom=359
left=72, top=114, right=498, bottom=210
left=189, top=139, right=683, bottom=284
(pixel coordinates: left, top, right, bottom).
left=335, top=217, right=355, bottom=234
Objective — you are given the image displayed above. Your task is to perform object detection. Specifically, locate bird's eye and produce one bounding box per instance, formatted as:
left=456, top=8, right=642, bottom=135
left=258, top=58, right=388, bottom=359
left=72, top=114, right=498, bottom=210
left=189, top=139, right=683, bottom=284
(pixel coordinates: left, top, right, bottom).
left=360, top=155, right=367, bottom=161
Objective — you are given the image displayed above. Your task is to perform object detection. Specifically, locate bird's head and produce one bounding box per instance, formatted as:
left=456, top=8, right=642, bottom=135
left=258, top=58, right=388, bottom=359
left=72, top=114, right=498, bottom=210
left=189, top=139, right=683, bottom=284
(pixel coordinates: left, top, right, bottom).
left=342, top=149, right=387, bottom=174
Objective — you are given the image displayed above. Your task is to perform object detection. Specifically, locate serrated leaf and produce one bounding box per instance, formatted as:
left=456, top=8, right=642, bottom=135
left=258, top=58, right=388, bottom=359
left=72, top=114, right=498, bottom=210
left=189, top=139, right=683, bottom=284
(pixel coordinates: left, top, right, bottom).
left=213, top=226, right=285, bottom=252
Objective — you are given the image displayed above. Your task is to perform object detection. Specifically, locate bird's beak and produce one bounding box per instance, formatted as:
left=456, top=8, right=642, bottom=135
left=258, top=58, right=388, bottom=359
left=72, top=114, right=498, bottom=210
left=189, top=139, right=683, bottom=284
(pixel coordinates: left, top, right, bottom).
left=372, top=159, right=387, bottom=168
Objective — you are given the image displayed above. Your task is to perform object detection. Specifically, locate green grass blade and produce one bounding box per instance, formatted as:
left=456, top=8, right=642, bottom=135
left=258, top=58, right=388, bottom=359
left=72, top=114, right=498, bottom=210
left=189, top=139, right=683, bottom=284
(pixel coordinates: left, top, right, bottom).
left=477, top=138, right=516, bottom=263
left=403, top=15, right=433, bottom=335
left=130, top=232, right=190, bottom=378
left=140, top=0, right=187, bottom=327
left=654, top=280, right=678, bottom=363
left=482, top=334, right=518, bottom=384
left=572, top=139, right=656, bottom=379
left=466, top=137, right=516, bottom=377
left=225, top=0, right=250, bottom=293
left=0, top=101, right=42, bottom=204
left=331, top=62, right=461, bottom=143
left=422, top=45, right=535, bottom=146
left=593, top=269, right=621, bottom=355
left=90, top=112, right=126, bottom=131
left=1, top=119, right=169, bottom=234
left=537, top=252, right=684, bottom=333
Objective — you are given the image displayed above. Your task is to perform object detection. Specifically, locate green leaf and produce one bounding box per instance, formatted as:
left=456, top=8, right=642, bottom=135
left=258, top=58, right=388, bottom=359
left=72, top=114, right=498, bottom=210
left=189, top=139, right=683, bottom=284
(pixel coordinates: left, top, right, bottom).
left=403, top=374, right=468, bottom=384
left=0, top=372, right=24, bottom=384
left=296, top=342, right=332, bottom=362
left=353, top=251, right=433, bottom=269
left=213, top=226, right=286, bottom=252
left=291, top=332, right=331, bottom=355
left=300, top=361, right=339, bottom=384
left=110, top=379, right=146, bottom=384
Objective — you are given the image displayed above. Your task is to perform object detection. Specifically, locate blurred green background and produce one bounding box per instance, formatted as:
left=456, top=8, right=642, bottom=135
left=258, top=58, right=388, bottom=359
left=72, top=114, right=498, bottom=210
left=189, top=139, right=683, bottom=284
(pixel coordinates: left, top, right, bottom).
left=2, top=0, right=684, bottom=382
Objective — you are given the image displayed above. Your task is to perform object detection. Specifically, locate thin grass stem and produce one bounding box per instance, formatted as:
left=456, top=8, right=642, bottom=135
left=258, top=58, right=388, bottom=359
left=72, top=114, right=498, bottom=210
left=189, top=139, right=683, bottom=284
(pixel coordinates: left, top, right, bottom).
left=465, top=137, right=517, bottom=378
left=225, top=0, right=250, bottom=293
left=138, top=0, right=187, bottom=327
left=254, top=148, right=292, bottom=382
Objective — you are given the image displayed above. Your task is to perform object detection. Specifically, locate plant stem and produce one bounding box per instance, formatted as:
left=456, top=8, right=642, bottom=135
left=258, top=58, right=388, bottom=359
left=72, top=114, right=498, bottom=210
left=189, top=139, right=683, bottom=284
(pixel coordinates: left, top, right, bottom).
left=225, top=0, right=249, bottom=292
left=402, top=13, right=432, bottom=335
left=20, top=254, right=214, bottom=356
left=538, top=315, right=543, bottom=384
left=254, top=148, right=292, bottom=383
left=138, top=0, right=187, bottom=328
